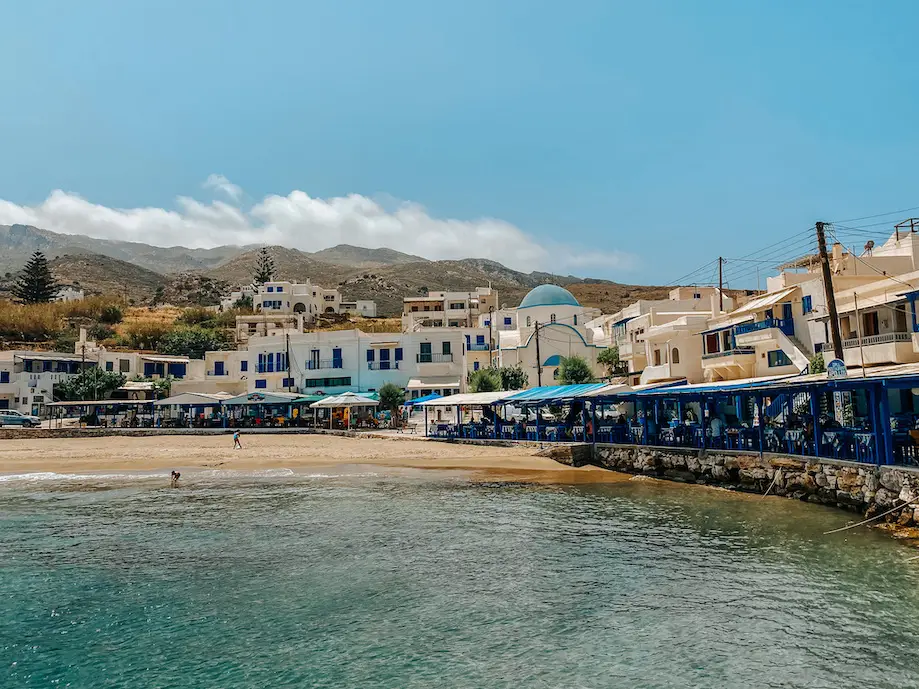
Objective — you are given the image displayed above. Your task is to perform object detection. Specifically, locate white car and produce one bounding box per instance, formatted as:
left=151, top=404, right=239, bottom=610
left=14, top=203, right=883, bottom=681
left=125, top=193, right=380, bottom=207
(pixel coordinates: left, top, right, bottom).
left=0, top=410, right=42, bottom=427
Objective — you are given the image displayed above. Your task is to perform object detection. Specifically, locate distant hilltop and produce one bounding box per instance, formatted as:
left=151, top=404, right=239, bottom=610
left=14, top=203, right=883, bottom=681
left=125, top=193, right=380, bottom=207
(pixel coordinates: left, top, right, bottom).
left=0, top=224, right=672, bottom=315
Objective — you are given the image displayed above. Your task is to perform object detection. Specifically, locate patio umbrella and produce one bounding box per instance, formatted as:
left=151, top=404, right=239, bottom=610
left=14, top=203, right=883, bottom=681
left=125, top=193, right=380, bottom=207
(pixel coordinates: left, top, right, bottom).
left=309, top=392, right=380, bottom=429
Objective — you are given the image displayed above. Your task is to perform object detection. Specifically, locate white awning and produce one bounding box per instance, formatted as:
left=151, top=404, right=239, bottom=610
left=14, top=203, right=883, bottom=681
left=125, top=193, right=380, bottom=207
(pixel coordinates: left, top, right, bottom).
left=154, top=392, right=233, bottom=407
left=417, top=391, right=515, bottom=407
left=407, top=377, right=460, bottom=390
left=140, top=355, right=190, bottom=363
left=310, top=392, right=379, bottom=408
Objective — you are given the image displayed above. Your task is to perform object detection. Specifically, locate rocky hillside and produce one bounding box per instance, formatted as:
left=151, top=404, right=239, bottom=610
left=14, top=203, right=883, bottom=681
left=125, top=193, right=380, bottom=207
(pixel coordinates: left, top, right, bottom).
left=310, top=244, right=425, bottom=267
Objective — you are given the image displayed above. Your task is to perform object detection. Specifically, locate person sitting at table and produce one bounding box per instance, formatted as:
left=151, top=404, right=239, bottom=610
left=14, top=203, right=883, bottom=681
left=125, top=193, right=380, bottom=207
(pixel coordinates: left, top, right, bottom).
left=709, top=415, right=724, bottom=438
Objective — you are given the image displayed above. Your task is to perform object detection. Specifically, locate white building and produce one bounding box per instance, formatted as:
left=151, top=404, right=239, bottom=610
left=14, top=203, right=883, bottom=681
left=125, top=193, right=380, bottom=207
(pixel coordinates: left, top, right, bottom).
left=340, top=300, right=378, bottom=318
left=491, top=284, right=607, bottom=387
left=402, top=287, right=498, bottom=332
left=54, top=287, right=85, bottom=303
left=242, top=327, right=468, bottom=399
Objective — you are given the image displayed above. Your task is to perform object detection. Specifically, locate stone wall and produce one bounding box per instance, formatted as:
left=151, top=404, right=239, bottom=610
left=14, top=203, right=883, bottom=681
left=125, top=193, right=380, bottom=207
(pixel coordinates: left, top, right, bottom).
left=592, top=444, right=919, bottom=527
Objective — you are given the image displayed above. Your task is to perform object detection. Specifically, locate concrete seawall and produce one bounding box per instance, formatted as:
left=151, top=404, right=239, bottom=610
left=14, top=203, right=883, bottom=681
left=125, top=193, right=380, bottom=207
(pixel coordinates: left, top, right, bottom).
left=589, top=444, right=919, bottom=528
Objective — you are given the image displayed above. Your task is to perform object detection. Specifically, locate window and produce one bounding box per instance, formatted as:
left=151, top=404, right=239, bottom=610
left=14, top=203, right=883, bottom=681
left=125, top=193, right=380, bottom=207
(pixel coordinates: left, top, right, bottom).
left=484, top=320, right=490, bottom=326
left=255, top=379, right=267, bottom=389
left=526, top=316, right=532, bottom=327
left=671, top=348, right=680, bottom=364
left=394, top=348, right=403, bottom=362
left=802, top=295, right=813, bottom=314
left=332, top=348, right=343, bottom=368
left=573, top=315, right=578, bottom=325
left=42, top=361, right=52, bottom=372
left=277, top=286, right=283, bottom=293
left=240, top=360, right=248, bottom=372
left=653, top=349, right=662, bottom=366
left=693, top=292, right=701, bottom=299
left=411, top=306, right=419, bottom=312
left=304, top=376, right=352, bottom=388
left=167, top=363, right=186, bottom=379
left=476, top=335, right=485, bottom=345
left=120, top=359, right=131, bottom=373
left=276, top=352, right=288, bottom=372
left=442, top=342, right=451, bottom=355
left=267, top=286, right=274, bottom=292
left=419, top=342, right=432, bottom=363
left=550, top=314, right=556, bottom=323
left=449, top=302, right=465, bottom=310
left=504, top=317, right=512, bottom=326
left=282, top=377, right=294, bottom=387
left=214, top=361, right=225, bottom=376
left=767, top=350, right=793, bottom=367
left=105, top=361, right=114, bottom=372
left=0, top=371, right=8, bottom=384
left=367, top=349, right=375, bottom=362
left=474, top=361, right=480, bottom=371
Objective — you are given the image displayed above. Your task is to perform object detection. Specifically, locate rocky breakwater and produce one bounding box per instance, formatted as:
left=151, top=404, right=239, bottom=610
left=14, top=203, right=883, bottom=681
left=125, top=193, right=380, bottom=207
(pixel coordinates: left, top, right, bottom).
left=591, top=445, right=919, bottom=534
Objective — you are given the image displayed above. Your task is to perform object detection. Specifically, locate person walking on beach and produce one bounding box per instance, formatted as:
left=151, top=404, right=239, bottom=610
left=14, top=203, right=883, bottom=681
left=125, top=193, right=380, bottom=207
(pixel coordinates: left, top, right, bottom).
left=233, top=429, right=242, bottom=450
left=170, top=470, right=181, bottom=487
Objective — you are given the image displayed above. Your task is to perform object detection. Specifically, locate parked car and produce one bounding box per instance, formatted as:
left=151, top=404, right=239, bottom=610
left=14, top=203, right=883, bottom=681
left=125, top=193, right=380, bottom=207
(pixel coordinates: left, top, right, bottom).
left=0, top=410, right=41, bottom=427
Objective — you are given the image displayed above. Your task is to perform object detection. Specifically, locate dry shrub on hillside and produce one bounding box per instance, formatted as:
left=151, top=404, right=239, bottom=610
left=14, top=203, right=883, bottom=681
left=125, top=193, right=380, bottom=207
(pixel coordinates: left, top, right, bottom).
left=0, top=300, right=64, bottom=341
left=118, top=321, right=175, bottom=351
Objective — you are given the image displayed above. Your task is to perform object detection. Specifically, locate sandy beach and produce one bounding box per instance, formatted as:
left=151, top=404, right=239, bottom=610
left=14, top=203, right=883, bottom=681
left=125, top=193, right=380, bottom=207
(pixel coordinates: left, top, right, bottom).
left=0, top=433, right=621, bottom=483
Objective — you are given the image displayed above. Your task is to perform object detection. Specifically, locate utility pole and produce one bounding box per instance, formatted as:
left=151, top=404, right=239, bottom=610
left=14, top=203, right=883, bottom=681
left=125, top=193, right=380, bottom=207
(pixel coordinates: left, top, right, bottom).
left=816, top=221, right=844, bottom=361
left=534, top=321, right=542, bottom=387
left=718, top=257, right=724, bottom=312
left=854, top=293, right=866, bottom=378
left=286, top=332, right=292, bottom=391
left=488, top=306, right=495, bottom=367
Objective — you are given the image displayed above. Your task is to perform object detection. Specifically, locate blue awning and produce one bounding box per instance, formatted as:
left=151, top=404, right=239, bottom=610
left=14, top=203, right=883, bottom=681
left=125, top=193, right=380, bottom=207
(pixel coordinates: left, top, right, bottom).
left=621, top=374, right=799, bottom=397
left=499, top=383, right=607, bottom=404
left=404, top=393, right=442, bottom=407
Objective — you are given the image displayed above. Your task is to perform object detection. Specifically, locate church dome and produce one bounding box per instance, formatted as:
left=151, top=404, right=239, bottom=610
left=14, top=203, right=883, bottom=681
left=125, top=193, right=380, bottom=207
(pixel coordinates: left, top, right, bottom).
left=518, top=284, right=580, bottom=309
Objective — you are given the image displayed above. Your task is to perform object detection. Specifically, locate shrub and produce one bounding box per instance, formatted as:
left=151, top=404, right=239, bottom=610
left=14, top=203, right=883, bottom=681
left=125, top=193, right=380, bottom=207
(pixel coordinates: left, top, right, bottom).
left=468, top=368, right=501, bottom=393
left=157, top=326, right=233, bottom=359
left=176, top=306, right=216, bottom=327
left=119, top=321, right=175, bottom=350
left=98, top=305, right=124, bottom=325
left=557, top=355, right=594, bottom=385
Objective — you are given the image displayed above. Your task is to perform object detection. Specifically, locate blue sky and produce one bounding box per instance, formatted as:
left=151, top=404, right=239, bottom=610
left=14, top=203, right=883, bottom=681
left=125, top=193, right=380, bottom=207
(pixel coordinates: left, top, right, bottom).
left=1, top=0, right=917, bottom=285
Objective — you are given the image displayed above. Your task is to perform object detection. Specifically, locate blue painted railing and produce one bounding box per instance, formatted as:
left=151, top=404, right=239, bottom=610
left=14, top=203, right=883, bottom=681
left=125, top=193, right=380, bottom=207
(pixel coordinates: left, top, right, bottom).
left=734, top=318, right=794, bottom=337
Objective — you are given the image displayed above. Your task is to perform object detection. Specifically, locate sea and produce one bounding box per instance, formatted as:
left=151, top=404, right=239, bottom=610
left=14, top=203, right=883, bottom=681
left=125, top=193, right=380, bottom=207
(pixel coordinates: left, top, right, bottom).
left=2, top=466, right=919, bottom=689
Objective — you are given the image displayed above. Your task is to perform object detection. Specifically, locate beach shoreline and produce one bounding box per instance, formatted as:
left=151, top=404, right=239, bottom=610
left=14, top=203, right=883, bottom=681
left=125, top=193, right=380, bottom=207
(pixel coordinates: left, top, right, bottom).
left=0, top=433, right=620, bottom=484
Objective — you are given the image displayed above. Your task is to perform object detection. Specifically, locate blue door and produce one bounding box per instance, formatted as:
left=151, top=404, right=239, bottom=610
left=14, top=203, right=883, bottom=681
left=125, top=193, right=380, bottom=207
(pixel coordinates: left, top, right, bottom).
left=380, top=349, right=391, bottom=370
left=781, top=303, right=794, bottom=335
left=214, top=361, right=225, bottom=376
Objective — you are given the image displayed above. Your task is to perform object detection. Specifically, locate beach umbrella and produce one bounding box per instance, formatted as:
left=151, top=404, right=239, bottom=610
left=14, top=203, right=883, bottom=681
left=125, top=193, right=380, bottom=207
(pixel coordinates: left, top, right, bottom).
left=310, top=392, right=380, bottom=429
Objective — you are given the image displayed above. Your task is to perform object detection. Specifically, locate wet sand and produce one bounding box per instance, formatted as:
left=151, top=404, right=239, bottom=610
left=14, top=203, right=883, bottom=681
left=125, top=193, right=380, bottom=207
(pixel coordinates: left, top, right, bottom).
left=0, top=433, right=622, bottom=483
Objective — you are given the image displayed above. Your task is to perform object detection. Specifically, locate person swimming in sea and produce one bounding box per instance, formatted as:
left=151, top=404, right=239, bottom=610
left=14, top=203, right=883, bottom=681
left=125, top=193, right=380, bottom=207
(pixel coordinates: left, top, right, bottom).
left=170, top=470, right=181, bottom=487
left=233, top=429, right=242, bottom=450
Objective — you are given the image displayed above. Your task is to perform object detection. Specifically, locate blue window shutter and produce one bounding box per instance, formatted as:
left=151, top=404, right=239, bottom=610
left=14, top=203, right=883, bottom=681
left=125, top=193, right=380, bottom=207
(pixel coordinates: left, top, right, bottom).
left=255, top=379, right=267, bottom=389
left=215, top=361, right=224, bottom=376
left=144, top=362, right=155, bottom=377
left=367, top=349, right=375, bottom=362
left=105, top=361, right=114, bottom=372
left=0, top=371, right=8, bottom=383
left=241, top=360, right=248, bottom=372
left=476, top=335, right=485, bottom=344
left=504, top=317, right=512, bottom=325
left=394, top=348, right=403, bottom=361
left=474, top=361, right=480, bottom=371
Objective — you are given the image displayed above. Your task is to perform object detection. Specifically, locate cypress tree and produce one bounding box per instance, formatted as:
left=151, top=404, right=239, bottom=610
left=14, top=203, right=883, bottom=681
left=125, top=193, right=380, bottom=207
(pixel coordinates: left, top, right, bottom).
left=253, top=247, right=276, bottom=285
left=12, top=251, right=59, bottom=304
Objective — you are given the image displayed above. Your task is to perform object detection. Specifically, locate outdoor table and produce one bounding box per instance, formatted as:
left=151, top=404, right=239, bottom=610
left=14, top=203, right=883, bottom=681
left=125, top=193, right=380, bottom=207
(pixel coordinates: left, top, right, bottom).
left=763, top=428, right=784, bottom=453
left=659, top=427, right=675, bottom=446
left=500, top=424, right=518, bottom=440
left=785, top=429, right=804, bottom=454
left=854, top=432, right=875, bottom=462
left=597, top=425, right=612, bottom=442
left=822, top=431, right=845, bottom=458
left=545, top=426, right=560, bottom=442
left=525, top=425, right=538, bottom=441
left=572, top=425, right=585, bottom=441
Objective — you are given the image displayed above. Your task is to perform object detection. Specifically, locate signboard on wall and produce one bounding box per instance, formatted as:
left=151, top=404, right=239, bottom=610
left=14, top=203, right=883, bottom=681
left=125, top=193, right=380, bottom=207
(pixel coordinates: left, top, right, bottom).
left=826, top=359, right=847, bottom=380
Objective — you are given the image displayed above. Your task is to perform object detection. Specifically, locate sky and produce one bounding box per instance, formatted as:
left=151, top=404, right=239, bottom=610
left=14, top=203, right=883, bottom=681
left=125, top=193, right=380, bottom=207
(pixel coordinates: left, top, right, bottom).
left=1, top=0, right=918, bottom=286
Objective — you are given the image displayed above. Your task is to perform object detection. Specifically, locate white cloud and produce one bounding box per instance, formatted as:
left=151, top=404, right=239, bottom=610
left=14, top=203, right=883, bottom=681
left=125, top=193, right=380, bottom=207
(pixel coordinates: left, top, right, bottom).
left=203, top=173, right=243, bottom=202
left=0, top=177, right=635, bottom=275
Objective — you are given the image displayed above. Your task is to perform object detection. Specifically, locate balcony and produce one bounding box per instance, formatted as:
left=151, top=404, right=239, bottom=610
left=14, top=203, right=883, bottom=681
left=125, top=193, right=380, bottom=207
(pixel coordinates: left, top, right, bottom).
left=843, top=332, right=919, bottom=367
left=467, top=343, right=490, bottom=352
left=305, top=359, right=342, bottom=370
left=702, top=346, right=755, bottom=360
left=417, top=353, right=454, bottom=364
left=734, top=318, right=794, bottom=337
left=843, top=332, right=911, bottom=348
left=368, top=361, right=400, bottom=370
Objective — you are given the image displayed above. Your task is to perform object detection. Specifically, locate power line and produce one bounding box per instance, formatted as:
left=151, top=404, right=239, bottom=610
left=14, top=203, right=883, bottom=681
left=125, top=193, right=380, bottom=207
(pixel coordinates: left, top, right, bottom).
left=829, top=205, right=919, bottom=225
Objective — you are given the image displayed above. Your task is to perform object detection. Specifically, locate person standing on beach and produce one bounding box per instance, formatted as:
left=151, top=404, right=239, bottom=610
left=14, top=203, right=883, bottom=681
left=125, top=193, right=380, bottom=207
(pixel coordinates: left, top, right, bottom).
left=170, top=471, right=181, bottom=487
left=233, top=429, right=242, bottom=450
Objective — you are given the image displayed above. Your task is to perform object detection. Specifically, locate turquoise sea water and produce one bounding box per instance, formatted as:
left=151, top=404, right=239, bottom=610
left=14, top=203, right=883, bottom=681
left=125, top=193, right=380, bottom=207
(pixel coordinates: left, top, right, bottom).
left=2, top=466, right=919, bottom=689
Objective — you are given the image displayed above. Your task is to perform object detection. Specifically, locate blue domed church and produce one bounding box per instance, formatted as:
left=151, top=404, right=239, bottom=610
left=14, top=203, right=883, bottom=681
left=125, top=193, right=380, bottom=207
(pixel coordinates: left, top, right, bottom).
left=488, top=284, right=607, bottom=387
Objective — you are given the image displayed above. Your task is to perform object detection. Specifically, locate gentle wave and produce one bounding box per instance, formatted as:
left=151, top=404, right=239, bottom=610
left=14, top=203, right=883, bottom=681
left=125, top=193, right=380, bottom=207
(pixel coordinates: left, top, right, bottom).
left=0, top=467, right=385, bottom=483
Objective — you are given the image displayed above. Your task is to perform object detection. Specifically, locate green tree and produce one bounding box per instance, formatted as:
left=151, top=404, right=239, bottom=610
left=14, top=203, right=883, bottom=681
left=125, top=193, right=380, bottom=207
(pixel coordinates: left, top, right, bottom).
left=253, top=247, right=276, bottom=285
left=497, top=365, right=528, bottom=391
left=378, top=382, right=405, bottom=427
left=98, top=304, right=124, bottom=325
left=233, top=294, right=253, bottom=309
left=158, top=326, right=232, bottom=359
left=55, top=367, right=126, bottom=401
left=468, top=367, right=501, bottom=392
left=132, top=375, right=173, bottom=400
left=597, top=346, right=625, bottom=377
left=151, top=285, right=165, bottom=306
left=809, top=352, right=826, bottom=374
left=557, top=355, right=594, bottom=385
left=13, top=251, right=59, bottom=304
